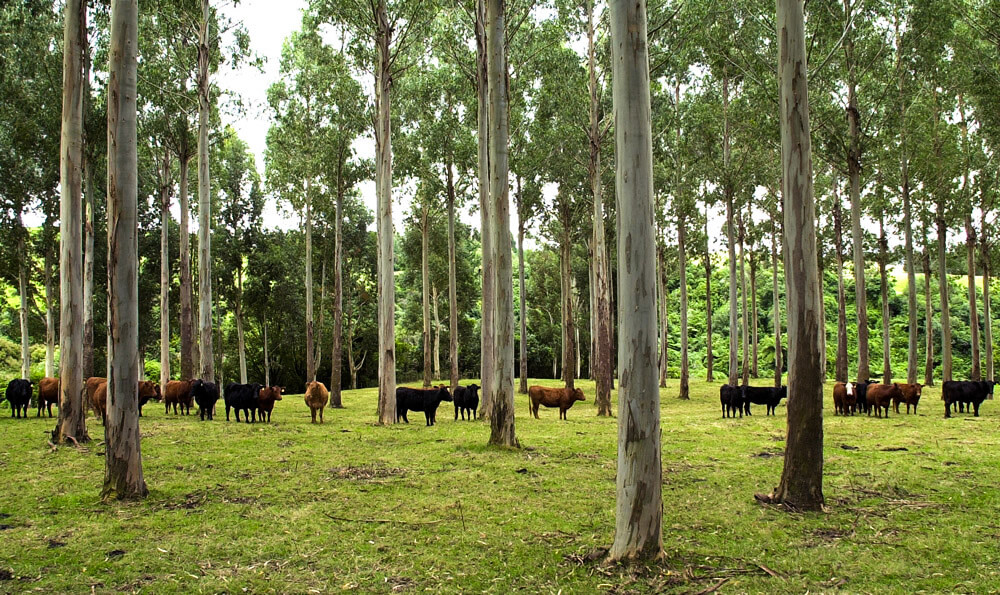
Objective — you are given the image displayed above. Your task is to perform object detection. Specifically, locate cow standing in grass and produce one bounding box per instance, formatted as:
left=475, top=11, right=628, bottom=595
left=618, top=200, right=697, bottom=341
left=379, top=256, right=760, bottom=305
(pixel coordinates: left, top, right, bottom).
left=453, top=384, right=480, bottom=420
left=396, top=386, right=452, bottom=426
left=305, top=381, right=330, bottom=424
left=720, top=384, right=744, bottom=418
left=5, top=379, right=32, bottom=418
left=528, top=386, right=585, bottom=420
left=257, top=386, right=283, bottom=423
left=943, top=381, right=997, bottom=418
left=37, top=377, right=59, bottom=417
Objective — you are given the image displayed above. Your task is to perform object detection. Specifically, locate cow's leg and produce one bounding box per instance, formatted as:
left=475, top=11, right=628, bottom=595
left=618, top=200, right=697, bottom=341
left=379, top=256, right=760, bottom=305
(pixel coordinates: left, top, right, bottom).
left=320, top=407, right=324, bottom=423
left=974, top=402, right=980, bottom=416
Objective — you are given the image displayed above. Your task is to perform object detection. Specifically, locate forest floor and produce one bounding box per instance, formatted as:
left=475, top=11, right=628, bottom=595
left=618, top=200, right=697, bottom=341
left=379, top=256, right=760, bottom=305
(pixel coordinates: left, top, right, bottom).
left=1, top=378, right=999, bottom=593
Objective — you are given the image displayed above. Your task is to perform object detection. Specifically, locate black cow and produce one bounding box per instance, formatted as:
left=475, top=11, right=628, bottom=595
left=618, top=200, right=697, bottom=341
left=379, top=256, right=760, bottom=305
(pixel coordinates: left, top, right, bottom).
left=396, top=386, right=452, bottom=426
left=720, top=384, right=744, bottom=418
left=5, top=379, right=32, bottom=418
left=454, top=384, right=480, bottom=420
left=224, top=382, right=262, bottom=422
left=943, top=380, right=998, bottom=418
left=193, top=380, right=221, bottom=421
left=742, top=385, right=787, bottom=416
left=850, top=380, right=874, bottom=415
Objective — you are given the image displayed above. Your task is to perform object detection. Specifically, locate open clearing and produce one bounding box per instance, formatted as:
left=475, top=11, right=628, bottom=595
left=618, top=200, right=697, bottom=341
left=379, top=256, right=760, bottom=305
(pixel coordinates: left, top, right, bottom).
left=2, top=378, right=999, bottom=593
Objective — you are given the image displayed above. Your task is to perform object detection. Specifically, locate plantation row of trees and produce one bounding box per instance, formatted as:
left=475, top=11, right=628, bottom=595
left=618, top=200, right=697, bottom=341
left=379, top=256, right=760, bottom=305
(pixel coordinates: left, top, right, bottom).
left=1, top=0, right=998, bottom=557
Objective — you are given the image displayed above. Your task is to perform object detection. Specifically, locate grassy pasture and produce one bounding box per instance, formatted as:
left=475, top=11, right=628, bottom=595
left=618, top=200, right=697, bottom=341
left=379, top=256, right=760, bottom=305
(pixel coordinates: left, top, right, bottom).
left=1, top=378, right=999, bottom=593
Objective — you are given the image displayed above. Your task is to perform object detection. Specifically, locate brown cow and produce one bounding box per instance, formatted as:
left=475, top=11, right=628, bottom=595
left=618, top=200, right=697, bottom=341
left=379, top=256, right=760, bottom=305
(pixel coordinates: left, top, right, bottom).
left=892, top=383, right=923, bottom=414
left=304, top=381, right=329, bottom=423
left=91, top=380, right=160, bottom=422
left=528, top=385, right=586, bottom=420
left=86, top=377, right=106, bottom=416
left=832, top=382, right=857, bottom=416
left=258, top=385, right=284, bottom=423
left=37, top=377, right=60, bottom=417
left=866, top=383, right=902, bottom=418
left=163, top=380, right=194, bottom=415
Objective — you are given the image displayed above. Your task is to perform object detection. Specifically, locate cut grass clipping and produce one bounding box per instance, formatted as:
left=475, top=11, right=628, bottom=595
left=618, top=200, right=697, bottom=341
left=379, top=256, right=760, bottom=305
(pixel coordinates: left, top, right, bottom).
left=1, top=378, right=999, bottom=592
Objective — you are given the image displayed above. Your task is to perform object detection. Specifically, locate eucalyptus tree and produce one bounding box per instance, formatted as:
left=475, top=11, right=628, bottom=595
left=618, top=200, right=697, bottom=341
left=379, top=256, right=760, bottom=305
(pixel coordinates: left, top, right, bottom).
left=484, top=0, right=517, bottom=447
left=54, top=0, right=90, bottom=445
left=0, top=1, right=62, bottom=381
left=103, top=0, right=147, bottom=501
left=215, top=130, right=264, bottom=383
left=396, top=53, right=476, bottom=391
left=768, top=0, right=824, bottom=511
left=607, top=0, right=661, bottom=561
left=312, top=0, right=435, bottom=424
left=267, top=15, right=362, bottom=388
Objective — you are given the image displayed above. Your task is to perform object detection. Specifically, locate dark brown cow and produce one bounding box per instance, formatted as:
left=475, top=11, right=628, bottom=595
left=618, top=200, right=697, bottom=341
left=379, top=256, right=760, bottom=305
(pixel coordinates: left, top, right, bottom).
left=832, top=382, right=857, bottom=416
left=866, top=383, right=902, bottom=418
left=892, top=383, right=923, bottom=414
left=257, top=385, right=283, bottom=423
left=163, top=380, right=194, bottom=415
left=304, top=381, right=329, bottom=423
left=528, top=385, right=586, bottom=420
left=91, top=380, right=160, bottom=421
left=93, top=382, right=109, bottom=420
left=137, top=381, right=161, bottom=416
left=37, top=376, right=60, bottom=417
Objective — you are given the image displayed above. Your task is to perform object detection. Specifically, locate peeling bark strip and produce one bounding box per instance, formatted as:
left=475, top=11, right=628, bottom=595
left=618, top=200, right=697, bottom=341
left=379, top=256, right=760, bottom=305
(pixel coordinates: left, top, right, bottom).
left=485, top=0, right=517, bottom=448
left=55, top=0, right=90, bottom=445
left=103, top=0, right=147, bottom=501
left=374, top=0, right=396, bottom=425
left=772, top=0, right=824, bottom=511
left=608, top=0, right=662, bottom=561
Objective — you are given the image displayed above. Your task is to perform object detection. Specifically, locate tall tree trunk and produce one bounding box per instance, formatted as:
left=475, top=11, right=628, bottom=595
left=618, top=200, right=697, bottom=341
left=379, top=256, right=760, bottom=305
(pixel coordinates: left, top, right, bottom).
left=751, top=251, right=759, bottom=379
left=818, top=244, right=828, bottom=381
left=374, top=0, right=397, bottom=425
left=476, top=0, right=494, bottom=420
left=923, top=222, right=934, bottom=386
left=103, top=0, right=146, bottom=500
left=845, top=0, right=869, bottom=383
left=159, top=151, right=171, bottom=389
left=559, top=208, right=576, bottom=390
left=772, top=213, right=782, bottom=387
left=587, top=0, right=612, bottom=414
left=192, top=276, right=200, bottom=375
left=897, top=20, right=918, bottom=386
left=834, top=183, right=848, bottom=382
left=82, top=31, right=95, bottom=381
left=959, top=96, right=980, bottom=382
left=236, top=268, right=247, bottom=383
left=422, top=205, right=432, bottom=387
left=517, top=182, right=528, bottom=395
left=19, top=234, right=30, bottom=380
left=45, top=246, right=56, bottom=378
left=550, top=310, right=558, bottom=379
left=447, top=161, right=460, bottom=392
left=330, top=164, right=344, bottom=407
left=433, top=283, right=441, bottom=380
left=739, top=214, right=749, bottom=385
left=983, top=213, right=994, bottom=383
left=263, top=318, right=270, bottom=386
left=486, top=0, right=517, bottom=447
left=315, top=250, right=326, bottom=374
left=879, top=208, right=891, bottom=383
left=305, top=178, right=315, bottom=383
left=770, top=0, right=824, bottom=510
left=608, top=0, right=662, bottom=559
left=678, top=220, right=690, bottom=399
left=197, top=0, right=214, bottom=383
left=723, top=70, right=738, bottom=387
left=705, top=213, right=714, bottom=382
left=55, top=0, right=88, bottom=444
left=937, top=208, right=951, bottom=383
left=179, top=149, right=194, bottom=381
left=658, top=246, right=668, bottom=388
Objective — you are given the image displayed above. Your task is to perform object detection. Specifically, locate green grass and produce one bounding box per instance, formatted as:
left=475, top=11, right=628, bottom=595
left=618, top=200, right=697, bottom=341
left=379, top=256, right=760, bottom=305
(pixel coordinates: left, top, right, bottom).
left=2, top=378, right=999, bottom=593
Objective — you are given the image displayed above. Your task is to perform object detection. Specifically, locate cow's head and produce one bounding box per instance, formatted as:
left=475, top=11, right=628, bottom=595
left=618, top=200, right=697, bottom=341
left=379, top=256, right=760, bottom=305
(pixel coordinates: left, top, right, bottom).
left=573, top=388, right=586, bottom=402
left=911, top=383, right=924, bottom=397
left=776, top=386, right=788, bottom=401
left=260, top=385, right=284, bottom=401
left=438, top=386, right=453, bottom=402
left=138, top=381, right=161, bottom=402
left=466, top=384, right=480, bottom=398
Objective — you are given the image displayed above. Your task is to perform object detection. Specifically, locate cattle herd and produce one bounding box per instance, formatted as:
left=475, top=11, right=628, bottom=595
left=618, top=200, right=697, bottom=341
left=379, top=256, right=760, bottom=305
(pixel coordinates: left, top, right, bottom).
left=4, top=376, right=997, bottom=427
left=720, top=379, right=997, bottom=420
